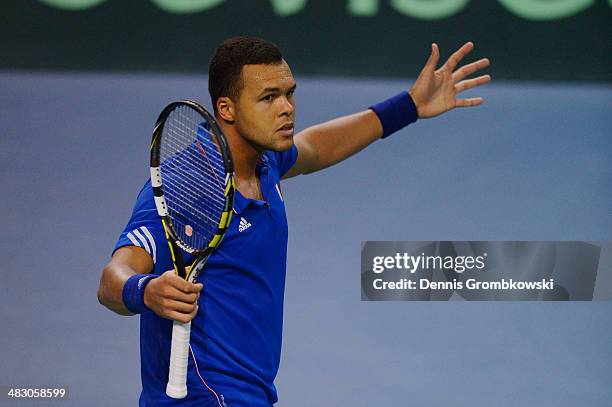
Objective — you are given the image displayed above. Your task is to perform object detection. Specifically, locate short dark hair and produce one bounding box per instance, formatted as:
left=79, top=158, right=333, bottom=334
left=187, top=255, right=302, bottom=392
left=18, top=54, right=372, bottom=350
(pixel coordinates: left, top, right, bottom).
left=208, top=37, right=283, bottom=113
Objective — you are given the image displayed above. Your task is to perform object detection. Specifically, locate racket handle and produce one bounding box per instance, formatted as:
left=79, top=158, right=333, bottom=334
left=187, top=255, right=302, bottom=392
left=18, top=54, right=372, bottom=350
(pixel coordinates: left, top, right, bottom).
left=166, top=320, right=191, bottom=399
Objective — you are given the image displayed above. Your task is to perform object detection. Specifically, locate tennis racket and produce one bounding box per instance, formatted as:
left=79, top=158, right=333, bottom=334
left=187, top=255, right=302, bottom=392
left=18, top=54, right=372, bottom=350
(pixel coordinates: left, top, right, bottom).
left=149, top=100, right=235, bottom=399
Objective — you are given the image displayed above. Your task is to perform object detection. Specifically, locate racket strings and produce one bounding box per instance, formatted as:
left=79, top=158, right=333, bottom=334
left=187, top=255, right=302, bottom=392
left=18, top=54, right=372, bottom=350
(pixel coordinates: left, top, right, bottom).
left=160, top=105, right=227, bottom=250
left=162, top=136, right=226, bottom=207
left=161, top=115, right=226, bottom=197
left=163, top=113, right=226, bottom=196
left=195, top=138, right=223, bottom=190
left=170, top=119, right=225, bottom=167
left=162, top=144, right=225, bottom=247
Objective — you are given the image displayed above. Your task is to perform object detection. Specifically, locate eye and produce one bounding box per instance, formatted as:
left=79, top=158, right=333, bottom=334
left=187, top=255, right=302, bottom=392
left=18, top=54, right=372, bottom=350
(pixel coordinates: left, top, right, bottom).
left=261, top=94, right=273, bottom=102
left=287, top=89, right=295, bottom=97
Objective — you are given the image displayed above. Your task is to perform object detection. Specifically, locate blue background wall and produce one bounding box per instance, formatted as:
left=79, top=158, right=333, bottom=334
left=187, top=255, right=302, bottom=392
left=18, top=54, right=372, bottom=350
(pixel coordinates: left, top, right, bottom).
left=0, top=72, right=610, bottom=405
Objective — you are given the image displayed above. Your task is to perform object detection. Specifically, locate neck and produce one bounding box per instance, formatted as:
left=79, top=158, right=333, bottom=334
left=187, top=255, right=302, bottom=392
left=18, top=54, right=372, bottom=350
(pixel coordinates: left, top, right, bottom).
left=220, top=121, right=261, bottom=181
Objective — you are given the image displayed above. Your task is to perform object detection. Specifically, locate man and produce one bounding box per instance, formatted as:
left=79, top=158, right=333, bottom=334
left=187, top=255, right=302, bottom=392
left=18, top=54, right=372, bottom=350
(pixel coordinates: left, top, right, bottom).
left=98, top=36, right=490, bottom=406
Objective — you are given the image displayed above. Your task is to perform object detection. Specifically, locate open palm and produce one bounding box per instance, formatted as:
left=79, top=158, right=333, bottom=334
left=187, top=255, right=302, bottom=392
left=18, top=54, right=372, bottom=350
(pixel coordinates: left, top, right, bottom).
left=409, top=42, right=491, bottom=118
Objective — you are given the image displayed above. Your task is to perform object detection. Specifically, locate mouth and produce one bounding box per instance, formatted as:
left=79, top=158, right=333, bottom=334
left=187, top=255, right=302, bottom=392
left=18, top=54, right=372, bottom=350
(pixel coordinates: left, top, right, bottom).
left=277, top=122, right=294, bottom=136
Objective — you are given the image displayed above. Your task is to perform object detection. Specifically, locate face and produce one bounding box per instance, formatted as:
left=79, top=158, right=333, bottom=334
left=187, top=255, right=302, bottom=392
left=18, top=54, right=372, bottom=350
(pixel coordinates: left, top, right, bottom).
left=232, top=61, right=296, bottom=152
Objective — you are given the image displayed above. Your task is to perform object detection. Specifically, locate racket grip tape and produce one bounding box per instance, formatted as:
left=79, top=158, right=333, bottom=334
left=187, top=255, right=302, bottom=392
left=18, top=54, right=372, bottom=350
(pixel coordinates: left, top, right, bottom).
left=166, top=320, right=192, bottom=399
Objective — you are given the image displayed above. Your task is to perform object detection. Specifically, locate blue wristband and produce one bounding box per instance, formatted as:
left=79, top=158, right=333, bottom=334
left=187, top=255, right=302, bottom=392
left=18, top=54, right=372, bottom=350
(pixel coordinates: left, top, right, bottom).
left=369, top=91, right=418, bottom=139
left=122, top=274, right=157, bottom=314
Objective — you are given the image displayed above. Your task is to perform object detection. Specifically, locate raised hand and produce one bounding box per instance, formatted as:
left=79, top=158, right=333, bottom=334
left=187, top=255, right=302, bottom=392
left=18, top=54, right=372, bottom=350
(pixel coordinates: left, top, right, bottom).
left=409, top=42, right=491, bottom=118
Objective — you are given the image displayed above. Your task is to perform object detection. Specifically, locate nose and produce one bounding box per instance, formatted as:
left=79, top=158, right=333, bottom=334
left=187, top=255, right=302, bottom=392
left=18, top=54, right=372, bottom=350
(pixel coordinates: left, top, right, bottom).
left=278, top=95, right=294, bottom=117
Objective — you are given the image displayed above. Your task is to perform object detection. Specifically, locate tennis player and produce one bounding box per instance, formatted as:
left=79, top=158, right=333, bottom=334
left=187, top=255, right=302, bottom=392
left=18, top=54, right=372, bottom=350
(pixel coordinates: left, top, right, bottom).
left=98, top=36, right=490, bottom=406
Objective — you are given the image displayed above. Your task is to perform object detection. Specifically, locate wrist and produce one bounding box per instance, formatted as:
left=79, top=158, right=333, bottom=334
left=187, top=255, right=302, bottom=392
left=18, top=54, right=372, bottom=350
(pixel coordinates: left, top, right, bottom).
left=122, top=274, right=157, bottom=314
left=368, top=91, right=418, bottom=139
left=408, top=90, right=421, bottom=118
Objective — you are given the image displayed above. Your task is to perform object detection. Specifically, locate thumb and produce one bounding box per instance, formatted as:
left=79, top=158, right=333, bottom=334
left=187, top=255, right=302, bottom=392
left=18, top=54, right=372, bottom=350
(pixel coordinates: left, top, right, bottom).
left=423, top=43, right=439, bottom=72
left=161, top=269, right=191, bottom=290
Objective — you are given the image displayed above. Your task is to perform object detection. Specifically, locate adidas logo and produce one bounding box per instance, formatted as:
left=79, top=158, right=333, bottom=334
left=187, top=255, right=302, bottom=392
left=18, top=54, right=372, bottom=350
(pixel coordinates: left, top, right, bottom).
left=238, top=217, right=252, bottom=232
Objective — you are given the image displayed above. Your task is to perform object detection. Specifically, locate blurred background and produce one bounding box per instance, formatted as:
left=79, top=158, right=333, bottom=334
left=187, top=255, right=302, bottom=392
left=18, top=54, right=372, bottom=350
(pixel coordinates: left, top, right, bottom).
left=1, top=1, right=611, bottom=406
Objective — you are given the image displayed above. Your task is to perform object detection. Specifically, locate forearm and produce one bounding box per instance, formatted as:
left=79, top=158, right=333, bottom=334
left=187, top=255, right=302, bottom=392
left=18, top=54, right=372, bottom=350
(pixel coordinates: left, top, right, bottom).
left=297, top=109, right=383, bottom=173
left=98, top=246, right=154, bottom=316
left=97, top=263, right=138, bottom=315
left=288, top=92, right=418, bottom=177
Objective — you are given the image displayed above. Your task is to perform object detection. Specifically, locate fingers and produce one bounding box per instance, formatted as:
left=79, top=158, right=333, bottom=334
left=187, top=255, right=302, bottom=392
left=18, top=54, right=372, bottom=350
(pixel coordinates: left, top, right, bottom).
left=442, top=41, right=474, bottom=73
left=161, top=269, right=203, bottom=294
left=165, top=299, right=198, bottom=314
left=167, top=289, right=199, bottom=303
left=144, top=270, right=203, bottom=323
left=184, top=282, right=203, bottom=293
left=155, top=292, right=200, bottom=322
left=166, top=307, right=198, bottom=324
left=164, top=276, right=201, bottom=302
left=452, top=58, right=490, bottom=82
left=455, top=74, right=491, bottom=93
left=158, top=292, right=200, bottom=322
left=455, top=97, right=485, bottom=108
left=422, top=43, right=440, bottom=73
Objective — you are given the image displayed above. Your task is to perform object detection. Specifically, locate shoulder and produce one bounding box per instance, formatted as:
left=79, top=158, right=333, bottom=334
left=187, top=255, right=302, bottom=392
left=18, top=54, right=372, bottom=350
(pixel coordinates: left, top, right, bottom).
left=113, top=180, right=165, bottom=266
left=263, top=144, right=298, bottom=177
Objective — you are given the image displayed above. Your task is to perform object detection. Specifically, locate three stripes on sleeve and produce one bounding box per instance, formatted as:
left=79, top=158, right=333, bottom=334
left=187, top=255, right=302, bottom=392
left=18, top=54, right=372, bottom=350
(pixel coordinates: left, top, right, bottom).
left=126, top=226, right=157, bottom=264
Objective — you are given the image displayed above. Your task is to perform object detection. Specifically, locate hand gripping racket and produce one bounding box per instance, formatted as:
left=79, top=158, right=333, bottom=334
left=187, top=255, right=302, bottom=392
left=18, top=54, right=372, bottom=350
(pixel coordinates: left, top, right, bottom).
left=149, top=100, right=235, bottom=399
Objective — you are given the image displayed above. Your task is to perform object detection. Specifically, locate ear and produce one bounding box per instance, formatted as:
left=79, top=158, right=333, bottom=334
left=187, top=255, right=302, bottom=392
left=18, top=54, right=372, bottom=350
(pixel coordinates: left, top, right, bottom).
left=216, top=97, right=236, bottom=123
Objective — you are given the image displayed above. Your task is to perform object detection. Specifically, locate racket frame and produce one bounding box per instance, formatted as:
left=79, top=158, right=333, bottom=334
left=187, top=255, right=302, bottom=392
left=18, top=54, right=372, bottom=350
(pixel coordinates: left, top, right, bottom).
left=148, top=100, right=235, bottom=399
left=150, top=100, right=235, bottom=281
